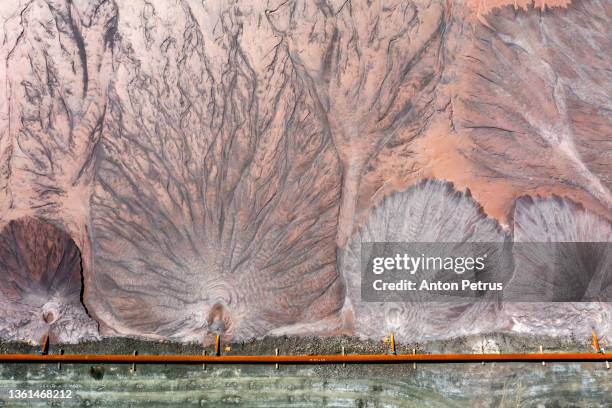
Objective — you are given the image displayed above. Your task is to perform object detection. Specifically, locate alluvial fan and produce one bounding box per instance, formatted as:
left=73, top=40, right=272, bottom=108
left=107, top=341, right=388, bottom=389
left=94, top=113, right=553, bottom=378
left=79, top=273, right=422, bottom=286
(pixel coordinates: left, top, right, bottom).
left=503, top=196, right=612, bottom=339
left=341, top=180, right=510, bottom=341
left=0, top=218, right=98, bottom=344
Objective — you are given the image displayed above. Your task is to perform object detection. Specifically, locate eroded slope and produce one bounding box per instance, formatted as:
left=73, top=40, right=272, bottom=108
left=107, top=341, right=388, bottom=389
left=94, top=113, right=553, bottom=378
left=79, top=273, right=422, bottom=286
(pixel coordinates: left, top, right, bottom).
left=0, top=217, right=98, bottom=343
left=0, top=0, right=610, bottom=343
left=89, top=2, right=344, bottom=340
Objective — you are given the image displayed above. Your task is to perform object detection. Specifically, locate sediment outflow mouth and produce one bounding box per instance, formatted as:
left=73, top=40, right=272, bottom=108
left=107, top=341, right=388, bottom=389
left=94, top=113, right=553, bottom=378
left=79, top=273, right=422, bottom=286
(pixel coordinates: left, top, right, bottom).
left=42, top=306, right=58, bottom=325
left=207, top=303, right=233, bottom=335
left=0, top=217, right=99, bottom=343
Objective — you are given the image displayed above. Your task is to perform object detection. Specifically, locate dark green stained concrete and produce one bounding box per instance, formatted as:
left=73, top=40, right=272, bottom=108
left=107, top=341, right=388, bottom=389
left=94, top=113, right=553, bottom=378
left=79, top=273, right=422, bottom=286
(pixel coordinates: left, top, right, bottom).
left=0, top=335, right=610, bottom=407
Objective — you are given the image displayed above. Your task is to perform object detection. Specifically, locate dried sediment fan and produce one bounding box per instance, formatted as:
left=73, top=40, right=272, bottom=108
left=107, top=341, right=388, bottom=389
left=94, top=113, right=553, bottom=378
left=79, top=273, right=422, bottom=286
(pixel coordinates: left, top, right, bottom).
left=342, top=182, right=612, bottom=341
left=502, top=196, right=612, bottom=338
left=340, top=180, right=510, bottom=342
left=0, top=218, right=98, bottom=343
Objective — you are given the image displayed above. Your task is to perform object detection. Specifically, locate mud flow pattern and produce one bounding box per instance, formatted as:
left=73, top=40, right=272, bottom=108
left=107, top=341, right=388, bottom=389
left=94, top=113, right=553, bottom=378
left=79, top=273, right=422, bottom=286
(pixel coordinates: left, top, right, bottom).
left=0, top=218, right=99, bottom=343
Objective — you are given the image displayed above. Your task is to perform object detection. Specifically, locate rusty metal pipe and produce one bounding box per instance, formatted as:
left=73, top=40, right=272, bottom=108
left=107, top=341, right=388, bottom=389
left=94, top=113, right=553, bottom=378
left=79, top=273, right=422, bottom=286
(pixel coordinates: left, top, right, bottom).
left=0, top=352, right=608, bottom=365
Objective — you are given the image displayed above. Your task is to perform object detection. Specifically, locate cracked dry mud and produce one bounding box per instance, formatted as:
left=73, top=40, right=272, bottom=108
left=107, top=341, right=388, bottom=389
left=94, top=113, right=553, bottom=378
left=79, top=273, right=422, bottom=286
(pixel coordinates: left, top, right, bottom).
left=0, top=0, right=610, bottom=345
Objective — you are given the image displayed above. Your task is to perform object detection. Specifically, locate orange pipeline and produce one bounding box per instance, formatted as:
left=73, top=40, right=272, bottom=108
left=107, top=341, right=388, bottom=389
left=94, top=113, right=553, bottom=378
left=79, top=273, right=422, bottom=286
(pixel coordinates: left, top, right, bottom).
left=592, top=330, right=601, bottom=353
left=0, top=352, right=608, bottom=365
